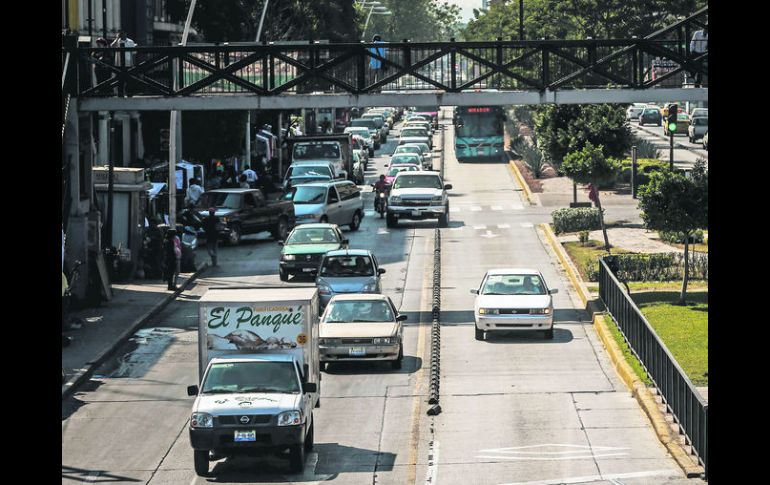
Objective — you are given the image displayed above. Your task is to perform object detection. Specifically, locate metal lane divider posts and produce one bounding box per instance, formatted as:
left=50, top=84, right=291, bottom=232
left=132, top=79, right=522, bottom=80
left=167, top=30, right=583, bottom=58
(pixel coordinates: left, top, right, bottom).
left=598, top=258, right=707, bottom=478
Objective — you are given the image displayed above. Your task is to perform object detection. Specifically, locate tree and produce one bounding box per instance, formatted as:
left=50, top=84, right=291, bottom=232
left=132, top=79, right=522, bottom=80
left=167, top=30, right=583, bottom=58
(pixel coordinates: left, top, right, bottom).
left=533, top=104, right=632, bottom=167
left=364, top=0, right=461, bottom=42
left=637, top=161, right=708, bottom=304
left=561, top=143, right=621, bottom=251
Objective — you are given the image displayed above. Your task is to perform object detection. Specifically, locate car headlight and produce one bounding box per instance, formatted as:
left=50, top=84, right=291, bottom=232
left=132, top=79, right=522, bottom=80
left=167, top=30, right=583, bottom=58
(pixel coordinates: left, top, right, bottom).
left=431, top=196, right=443, bottom=203
left=362, top=283, right=376, bottom=292
left=221, top=216, right=229, bottom=224
left=373, top=337, right=393, bottom=345
left=478, top=308, right=499, bottom=315
left=282, top=254, right=296, bottom=261
left=529, top=308, right=552, bottom=315
left=277, top=410, right=302, bottom=426
left=297, top=213, right=319, bottom=220
left=318, top=284, right=332, bottom=295
left=191, top=412, right=213, bottom=428
left=389, top=196, right=401, bottom=204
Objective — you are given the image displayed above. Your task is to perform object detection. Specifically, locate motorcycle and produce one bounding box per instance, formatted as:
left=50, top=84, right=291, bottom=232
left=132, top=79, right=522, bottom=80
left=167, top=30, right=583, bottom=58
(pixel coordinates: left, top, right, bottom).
left=178, top=207, right=203, bottom=272
left=370, top=183, right=390, bottom=219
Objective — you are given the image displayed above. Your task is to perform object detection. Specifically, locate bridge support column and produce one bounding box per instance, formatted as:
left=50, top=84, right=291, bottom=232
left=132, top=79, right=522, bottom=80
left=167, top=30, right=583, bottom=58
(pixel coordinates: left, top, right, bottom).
left=246, top=111, right=251, bottom=169
left=115, top=111, right=131, bottom=166
left=175, top=111, right=183, bottom=160
left=131, top=112, right=144, bottom=161
left=98, top=111, right=110, bottom=165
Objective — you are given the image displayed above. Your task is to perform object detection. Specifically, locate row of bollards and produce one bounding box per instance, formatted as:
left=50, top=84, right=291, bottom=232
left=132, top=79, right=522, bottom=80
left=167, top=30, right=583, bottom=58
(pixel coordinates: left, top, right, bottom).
left=427, top=227, right=442, bottom=416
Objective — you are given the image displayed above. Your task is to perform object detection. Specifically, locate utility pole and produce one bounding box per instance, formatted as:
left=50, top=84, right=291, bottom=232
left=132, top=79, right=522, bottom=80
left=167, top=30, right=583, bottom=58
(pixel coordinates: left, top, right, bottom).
left=631, top=145, right=638, bottom=199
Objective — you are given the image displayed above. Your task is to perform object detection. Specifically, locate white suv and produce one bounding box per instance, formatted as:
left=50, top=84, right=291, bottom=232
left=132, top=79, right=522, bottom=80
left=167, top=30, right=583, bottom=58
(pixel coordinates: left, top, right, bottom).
left=386, top=172, right=452, bottom=228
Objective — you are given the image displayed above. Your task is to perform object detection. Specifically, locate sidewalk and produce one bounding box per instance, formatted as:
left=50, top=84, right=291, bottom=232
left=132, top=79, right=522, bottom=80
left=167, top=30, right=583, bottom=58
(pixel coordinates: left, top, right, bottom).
left=62, top=265, right=206, bottom=399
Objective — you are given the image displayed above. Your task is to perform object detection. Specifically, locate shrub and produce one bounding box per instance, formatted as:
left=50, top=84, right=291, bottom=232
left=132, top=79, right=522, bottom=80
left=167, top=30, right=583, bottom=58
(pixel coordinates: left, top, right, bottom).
left=579, top=230, right=590, bottom=245
left=604, top=252, right=708, bottom=282
left=658, top=229, right=705, bottom=244
left=514, top=139, right=547, bottom=178
left=552, top=208, right=602, bottom=234
left=633, top=137, right=661, bottom=159
left=616, top=158, right=668, bottom=186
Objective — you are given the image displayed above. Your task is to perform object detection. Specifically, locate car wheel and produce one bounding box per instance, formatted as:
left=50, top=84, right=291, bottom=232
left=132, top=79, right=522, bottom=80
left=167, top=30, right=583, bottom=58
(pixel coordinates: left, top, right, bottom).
left=391, top=344, right=403, bottom=370
left=386, top=213, right=398, bottom=228
left=279, top=268, right=289, bottom=282
left=271, top=217, right=289, bottom=241
left=544, top=328, right=554, bottom=340
left=288, top=444, right=306, bottom=472
left=349, top=211, right=361, bottom=231
left=438, top=207, right=449, bottom=228
left=227, top=225, right=242, bottom=245
left=475, top=325, right=484, bottom=341
left=193, top=450, right=210, bottom=476
left=304, top=420, right=314, bottom=452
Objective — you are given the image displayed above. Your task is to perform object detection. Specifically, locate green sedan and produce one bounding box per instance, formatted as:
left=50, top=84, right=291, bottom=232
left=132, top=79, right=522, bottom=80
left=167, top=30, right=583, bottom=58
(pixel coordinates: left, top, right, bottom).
left=279, top=223, right=349, bottom=281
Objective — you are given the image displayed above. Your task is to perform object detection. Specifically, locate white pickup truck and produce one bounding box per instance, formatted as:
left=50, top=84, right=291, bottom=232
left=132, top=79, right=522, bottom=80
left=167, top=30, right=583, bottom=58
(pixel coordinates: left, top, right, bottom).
left=386, top=171, right=452, bottom=228
left=187, top=287, right=320, bottom=476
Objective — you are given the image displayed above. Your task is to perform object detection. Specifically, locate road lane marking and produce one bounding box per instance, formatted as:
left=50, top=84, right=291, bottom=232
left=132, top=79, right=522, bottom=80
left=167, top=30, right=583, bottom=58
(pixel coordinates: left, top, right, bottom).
left=491, top=205, right=503, bottom=211
left=424, top=440, right=440, bottom=485
left=497, top=469, right=679, bottom=485
left=473, top=225, right=486, bottom=230
left=497, top=223, right=511, bottom=229
left=470, top=206, right=482, bottom=211
left=479, top=230, right=499, bottom=239
left=520, top=222, right=534, bottom=228
left=511, top=204, right=524, bottom=210
left=449, top=207, right=460, bottom=213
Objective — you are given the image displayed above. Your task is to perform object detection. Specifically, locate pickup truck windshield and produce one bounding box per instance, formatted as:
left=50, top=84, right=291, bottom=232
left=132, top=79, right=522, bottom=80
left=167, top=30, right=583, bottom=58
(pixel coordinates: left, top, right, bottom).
left=324, top=300, right=394, bottom=323
left=290, top=186, right=327, bottom=204
left=393, top=175, right=442, bottom=190
left=287, top=227, right=339, bottom=244
left=388, top=165, right=419, bottom=177
left=201, top=361, right=300, bottom=394
left=293, top=143, right=340, bottom=160
left=482, top=274, right=547, bottom=295
left=200, top=193, right=242, bottom=209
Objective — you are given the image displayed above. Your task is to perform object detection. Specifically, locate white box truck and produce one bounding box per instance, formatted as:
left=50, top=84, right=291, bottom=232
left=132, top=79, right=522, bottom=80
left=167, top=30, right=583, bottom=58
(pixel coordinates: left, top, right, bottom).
left=187, top=287, right=320, bottom=476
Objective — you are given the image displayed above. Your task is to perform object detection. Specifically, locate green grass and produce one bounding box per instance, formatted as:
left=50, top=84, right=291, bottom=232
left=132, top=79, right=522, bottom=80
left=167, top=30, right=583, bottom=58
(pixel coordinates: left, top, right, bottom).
left=631, top=291, right=709, bottom=386
left=562, top=240, right=631, bottom=282
left=601, top=315, right=653, bottom=386
left=586, top=280, right=708, bottom=293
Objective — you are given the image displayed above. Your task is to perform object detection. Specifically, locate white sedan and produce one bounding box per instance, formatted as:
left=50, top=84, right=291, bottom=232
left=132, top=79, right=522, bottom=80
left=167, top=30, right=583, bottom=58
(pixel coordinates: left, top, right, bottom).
left=471, top=269, right=558, bottom=340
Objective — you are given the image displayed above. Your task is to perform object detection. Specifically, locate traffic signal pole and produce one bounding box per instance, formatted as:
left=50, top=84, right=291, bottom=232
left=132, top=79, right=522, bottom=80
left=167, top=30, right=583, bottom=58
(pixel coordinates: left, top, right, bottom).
left=669, top=131, right=674, bottom=171
left=666, top=103, right=678, bottom=171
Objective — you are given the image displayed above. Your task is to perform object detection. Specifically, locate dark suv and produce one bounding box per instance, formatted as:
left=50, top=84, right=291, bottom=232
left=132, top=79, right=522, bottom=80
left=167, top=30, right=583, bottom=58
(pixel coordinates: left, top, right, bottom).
left=198, top=189, right=296, bottom=245
left=638, top=108, right=662, bottom=127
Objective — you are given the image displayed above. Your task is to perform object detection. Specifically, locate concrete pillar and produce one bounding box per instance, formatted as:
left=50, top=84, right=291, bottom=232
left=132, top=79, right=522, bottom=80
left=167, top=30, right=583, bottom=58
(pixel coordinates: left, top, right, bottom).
left=98, top=111, right=110, bottom=166
left=113, top=112, right=131, bottom=166
left=106, top=0, right=113, bottom=33
left=246, top=111, right=251, bottom=168
left=132, top=112, right=145, bottom=160
left=175, top=111, right=183, bottom=160
left=112, top=0, right=120, bottom=32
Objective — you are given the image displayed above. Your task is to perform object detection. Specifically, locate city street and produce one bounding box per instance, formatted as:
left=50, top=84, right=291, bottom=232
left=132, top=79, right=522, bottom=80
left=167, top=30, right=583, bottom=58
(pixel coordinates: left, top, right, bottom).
left=62, top=111, right=702, bottom=485
left=629, top=124, right=707, bottom=169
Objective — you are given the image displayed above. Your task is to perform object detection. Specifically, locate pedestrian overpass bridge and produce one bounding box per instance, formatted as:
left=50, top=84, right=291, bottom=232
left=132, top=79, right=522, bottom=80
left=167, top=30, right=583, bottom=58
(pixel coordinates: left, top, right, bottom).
left=64, top=7, right=707, bottom=111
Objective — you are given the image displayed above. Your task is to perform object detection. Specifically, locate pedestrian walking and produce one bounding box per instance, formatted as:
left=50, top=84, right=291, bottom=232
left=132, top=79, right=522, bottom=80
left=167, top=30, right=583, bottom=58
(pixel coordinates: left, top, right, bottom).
left=203, top=207, right=219, bottom=267
left=689, top=28, right=707, bottom=87
left=185, top=178, right=204, bottom=207
left=164, top=228, right=182, bottom=290
left=243, top=165, right=258, bottom=188
left=369, top=35, right=387, bottom=83
left=92, top=37, right=111, bottom=92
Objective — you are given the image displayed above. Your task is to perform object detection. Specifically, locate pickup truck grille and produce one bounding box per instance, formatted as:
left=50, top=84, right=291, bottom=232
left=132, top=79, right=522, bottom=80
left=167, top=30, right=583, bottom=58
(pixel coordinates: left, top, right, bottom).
left=498, top=308, right=533, bottom=315
left=340, top=338, right=374, bottom=344
left=216, top=414, right=273, bottom=426
left=401, top=199, right=432, bottom=206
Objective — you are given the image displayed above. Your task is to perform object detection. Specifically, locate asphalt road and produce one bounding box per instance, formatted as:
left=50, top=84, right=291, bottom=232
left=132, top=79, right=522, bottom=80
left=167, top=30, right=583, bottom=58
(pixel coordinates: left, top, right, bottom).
left=62, top=111, right=702, bottom=485
left=629, top=124, right=708, bottom=169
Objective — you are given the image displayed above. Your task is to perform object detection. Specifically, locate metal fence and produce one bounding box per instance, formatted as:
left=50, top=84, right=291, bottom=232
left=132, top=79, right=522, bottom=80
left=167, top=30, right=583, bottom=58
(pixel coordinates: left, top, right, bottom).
left=598, top=258, right=707, bottom=478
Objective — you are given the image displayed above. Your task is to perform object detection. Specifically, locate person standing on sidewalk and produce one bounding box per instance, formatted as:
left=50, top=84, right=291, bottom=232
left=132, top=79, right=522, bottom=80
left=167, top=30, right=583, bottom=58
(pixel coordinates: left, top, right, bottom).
left=164, top=229, right=182, bottom=290
left=203, top=208, right=219, bottom=267
left=242, top=165, right=258, bottom=189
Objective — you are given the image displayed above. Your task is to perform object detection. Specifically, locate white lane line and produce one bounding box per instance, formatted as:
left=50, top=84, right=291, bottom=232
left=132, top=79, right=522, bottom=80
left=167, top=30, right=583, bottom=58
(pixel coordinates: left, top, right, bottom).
left=497, top=469, right=679, bottom=485
left=497, top=223, right=511, bottom=229
left=477, top=453, right=627, bottom=461
left=520, top=222, right=534, bottom=228
left=470, top=206, right=482, bottom=212
left=84, top=472, right=101, bottom=483
left=491, top=205, right=503, bottom=211
left=512, top=204, right=524, bottom=210
left=473, top=225, right=486, bottom=230
left=424, top=440, right=440, bottom=485
left=449, top=226, right=464, bottom=231
left=449, top=207, right=460, bottom=213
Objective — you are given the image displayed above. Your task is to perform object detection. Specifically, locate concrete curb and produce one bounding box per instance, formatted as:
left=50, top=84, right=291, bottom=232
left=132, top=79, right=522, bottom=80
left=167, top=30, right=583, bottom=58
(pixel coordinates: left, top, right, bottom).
left=593, top=313, right=703, bottom=478
left=633, top=124, right=708, bottom=159
left=62, top=263, right=209, bottom=400
left=539, top=222, right=703, bottom=478
left=505, top=151, right=533, bottom=205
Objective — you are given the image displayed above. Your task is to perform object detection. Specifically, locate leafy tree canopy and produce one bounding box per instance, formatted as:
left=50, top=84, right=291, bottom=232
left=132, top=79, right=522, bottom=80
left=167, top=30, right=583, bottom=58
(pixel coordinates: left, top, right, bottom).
left=637, top=162, right=708, bottom=234
left=561, top=142, right=621, bottom=185
left=365, top=0, right=463, bottom=42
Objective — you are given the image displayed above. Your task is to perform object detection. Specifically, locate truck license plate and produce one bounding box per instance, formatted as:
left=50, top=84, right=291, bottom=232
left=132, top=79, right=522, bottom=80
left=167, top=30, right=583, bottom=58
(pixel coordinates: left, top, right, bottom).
left=411, top=210, right=421, bottom=217
left=234, top=430, right=256, bottom=442
left=349, top=347, right=366, bottom=356
left=302, top=267, right=315, bottom=272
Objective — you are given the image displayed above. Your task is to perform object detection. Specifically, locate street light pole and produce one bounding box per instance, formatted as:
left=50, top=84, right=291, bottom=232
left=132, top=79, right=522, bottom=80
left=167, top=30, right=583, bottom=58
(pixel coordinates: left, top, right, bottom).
left=256, top=0, right=269, bottom=42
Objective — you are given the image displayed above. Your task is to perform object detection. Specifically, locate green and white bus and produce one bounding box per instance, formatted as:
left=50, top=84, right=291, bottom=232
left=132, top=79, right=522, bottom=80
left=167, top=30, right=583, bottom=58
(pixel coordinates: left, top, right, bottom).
left=453, top=106, right=506, bottom=163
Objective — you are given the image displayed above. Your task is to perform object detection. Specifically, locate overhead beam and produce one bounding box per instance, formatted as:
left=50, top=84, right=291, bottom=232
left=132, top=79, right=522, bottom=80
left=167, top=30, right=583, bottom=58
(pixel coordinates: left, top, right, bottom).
left=77, top=88, right=708, bottom=111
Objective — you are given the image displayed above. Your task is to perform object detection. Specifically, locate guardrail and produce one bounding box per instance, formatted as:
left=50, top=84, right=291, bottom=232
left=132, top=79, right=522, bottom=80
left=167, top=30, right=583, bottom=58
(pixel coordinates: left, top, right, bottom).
left=598, top=258, right=707, bottom=478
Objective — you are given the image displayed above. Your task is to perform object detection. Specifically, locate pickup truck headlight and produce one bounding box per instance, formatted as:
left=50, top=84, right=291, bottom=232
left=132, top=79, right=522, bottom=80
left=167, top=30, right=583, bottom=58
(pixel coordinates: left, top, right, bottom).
left=282, top=254, right=296, bottom=261
left=431, top=196, right=443, bottom=203
left=478, top=308, right=499, bottom=315
left=530, top=308, right=552, bottom=315
left=373, top=337, right=393, bottom=344
left=277, top=410, right=302, bottom=426
left=389, top=196, right=401, bottom=204
left=191, top=412, right=213, bottom=428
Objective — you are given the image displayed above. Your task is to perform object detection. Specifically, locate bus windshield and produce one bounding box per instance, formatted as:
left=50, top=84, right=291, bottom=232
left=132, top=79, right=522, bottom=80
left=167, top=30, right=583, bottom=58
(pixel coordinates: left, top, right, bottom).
left=456, top=112, right=501, bottom=138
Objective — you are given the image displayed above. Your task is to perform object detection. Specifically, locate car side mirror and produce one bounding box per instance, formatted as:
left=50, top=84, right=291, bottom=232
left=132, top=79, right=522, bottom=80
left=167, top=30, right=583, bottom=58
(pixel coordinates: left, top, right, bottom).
left=470, top=289, right=478, bottom=294
left=549, top=288, right=559, bottom=294
left=444, top=184, right=452, bottom=190
left=187, top=385, right=199, bottom=396
left=303, top=382, right=317, bottom=393
left=378, top=268, right=386, bottom=274
left=397, top=314, right=408, bottom=321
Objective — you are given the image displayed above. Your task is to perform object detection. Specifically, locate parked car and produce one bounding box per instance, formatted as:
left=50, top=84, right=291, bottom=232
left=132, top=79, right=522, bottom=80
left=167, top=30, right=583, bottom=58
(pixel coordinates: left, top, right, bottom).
left=197, top=189, right=295, bottom=245
left=387, top=171, right=452, bottom=228
left=314, top=249, right=386, bottom=308
left=663, top=113, right=690, bottom=136
left=278, top=223, right=348, bottom=281
left=471, top=268, right=558, bottom=340
left=319, top=294, right=406, bottom=370
left=282, top=162, right=336, bottom=192
left=282, top=180, right=364, bottom=230
left=688, top=116, right=708, bottom=143
left=638, top=108, right=662, bottom=126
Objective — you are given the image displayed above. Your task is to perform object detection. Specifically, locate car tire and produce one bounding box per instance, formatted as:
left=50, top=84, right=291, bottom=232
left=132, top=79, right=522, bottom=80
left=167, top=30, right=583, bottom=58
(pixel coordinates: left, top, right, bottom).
left=439, top=207, right=449, bottom=228
left=279, top=268, right=289, bottom=282
left=193, top=450, right=210, bottom=476
left=288, top=444, right=306, bottom=473
left=475, top=325, right=484, bottom=341
left=391, top=344, right=403, bottom=370
left=271, top=217, right=289, bottom=241
left=386, top=213, right=398, bottom=228
left=544, top=328, right=554, bottom=340
left=227, top=225, right=242, bottom=246
left=304, top=420, right=314, bottom=451
left=349, top=211, right=362, bottom=231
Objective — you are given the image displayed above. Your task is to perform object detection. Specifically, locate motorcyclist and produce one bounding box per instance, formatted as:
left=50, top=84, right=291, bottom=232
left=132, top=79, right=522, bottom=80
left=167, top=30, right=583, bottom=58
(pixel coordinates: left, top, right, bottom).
left=372, top=174, right=390, bottom=210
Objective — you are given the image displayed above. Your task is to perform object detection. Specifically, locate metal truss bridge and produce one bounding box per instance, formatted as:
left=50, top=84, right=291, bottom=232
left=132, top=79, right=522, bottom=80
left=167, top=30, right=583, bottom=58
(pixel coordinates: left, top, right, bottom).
left=64, top=7, right=707, bottom=111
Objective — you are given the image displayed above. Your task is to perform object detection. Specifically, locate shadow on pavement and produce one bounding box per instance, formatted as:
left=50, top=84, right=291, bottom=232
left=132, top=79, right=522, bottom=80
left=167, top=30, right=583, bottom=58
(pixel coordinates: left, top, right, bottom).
left=324, top=356, right=422, bottom=375
left=483, top=327, right=574, bottom=344
left=61, top=465, right=141, bottom=483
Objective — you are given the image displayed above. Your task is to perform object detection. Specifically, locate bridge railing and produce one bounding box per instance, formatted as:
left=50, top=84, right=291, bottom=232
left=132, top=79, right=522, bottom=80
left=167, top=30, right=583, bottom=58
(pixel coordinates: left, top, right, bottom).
left=67, top=38, right=707, bottom=98
left=598, top=258, right=707, bottom=478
